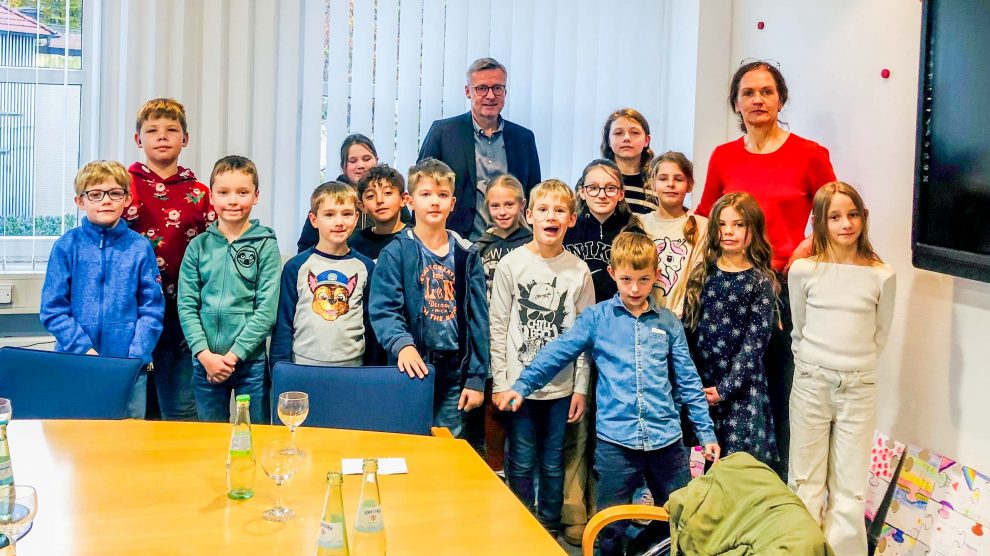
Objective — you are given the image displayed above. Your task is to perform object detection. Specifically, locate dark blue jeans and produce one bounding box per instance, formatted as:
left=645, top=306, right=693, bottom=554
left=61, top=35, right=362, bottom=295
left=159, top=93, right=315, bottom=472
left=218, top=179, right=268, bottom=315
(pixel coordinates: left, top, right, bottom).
left=191, top=357, right=266, bottom=424
left=505, top=395, right=571, bottom=535
left=594, top=438, right=690, bottom=556
left=424, top=349, right=467, bottom=437
left=152, top=303, right=198, bottom=421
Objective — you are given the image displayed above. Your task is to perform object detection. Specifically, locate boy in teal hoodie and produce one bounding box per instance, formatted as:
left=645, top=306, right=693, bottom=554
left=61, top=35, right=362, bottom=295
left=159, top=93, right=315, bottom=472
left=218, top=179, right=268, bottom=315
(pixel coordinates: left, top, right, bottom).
left=177, top=156, right=280, bottom=423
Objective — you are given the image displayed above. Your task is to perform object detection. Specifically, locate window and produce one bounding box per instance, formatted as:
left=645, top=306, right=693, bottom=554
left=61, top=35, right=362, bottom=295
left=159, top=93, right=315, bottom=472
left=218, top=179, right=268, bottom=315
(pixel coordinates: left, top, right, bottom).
left=0, top=0, right=84, bottom=272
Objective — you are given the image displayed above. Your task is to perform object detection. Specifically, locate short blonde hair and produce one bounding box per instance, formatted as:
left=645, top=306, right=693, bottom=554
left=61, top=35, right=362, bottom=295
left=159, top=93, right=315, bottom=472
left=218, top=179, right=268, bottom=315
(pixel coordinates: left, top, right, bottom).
left=310, top=181, right=359, bottom=214
left=610, top=228, right=658, bottom=272
left=74, top=160, right=130, bottom=196
left=528, top=179, right=576, bottom=214
left=210, top=155, right=259, bottom=191
left=135, top=98, right=187, bottom=134
left=408, top=158, right=455, bottom=194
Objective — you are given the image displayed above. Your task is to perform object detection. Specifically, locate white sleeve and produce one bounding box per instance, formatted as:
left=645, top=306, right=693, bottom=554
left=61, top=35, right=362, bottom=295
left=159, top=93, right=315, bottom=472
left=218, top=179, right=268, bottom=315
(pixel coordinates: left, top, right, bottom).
left=874, top=269, right=897, bottom=355
left=788, top=260, right=810, bottom=358
left=572, top=270, right=597, bottom=396
left=489, top=261, right=514, bottom=393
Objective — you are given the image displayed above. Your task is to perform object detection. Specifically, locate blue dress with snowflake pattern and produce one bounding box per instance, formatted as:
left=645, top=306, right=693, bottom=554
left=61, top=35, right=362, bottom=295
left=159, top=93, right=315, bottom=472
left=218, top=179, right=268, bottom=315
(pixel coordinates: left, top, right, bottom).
left=686, top=266, right=778, bottom=467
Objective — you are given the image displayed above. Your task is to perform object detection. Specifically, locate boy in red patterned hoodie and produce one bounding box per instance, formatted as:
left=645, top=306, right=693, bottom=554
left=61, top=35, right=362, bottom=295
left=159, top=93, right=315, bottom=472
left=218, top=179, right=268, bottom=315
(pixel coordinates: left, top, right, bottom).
left=126, top=98, right=216, bottom=420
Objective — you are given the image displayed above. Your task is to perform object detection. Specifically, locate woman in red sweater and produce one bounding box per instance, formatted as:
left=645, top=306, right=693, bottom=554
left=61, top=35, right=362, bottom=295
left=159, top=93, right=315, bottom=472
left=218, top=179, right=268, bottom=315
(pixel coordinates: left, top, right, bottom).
left=695, top=61, right=836, bottom=479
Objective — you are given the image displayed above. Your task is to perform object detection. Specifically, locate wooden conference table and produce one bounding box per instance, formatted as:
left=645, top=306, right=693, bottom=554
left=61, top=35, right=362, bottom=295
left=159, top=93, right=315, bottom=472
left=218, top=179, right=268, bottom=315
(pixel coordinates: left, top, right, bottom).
left=5, top=420, right=564, bottom=555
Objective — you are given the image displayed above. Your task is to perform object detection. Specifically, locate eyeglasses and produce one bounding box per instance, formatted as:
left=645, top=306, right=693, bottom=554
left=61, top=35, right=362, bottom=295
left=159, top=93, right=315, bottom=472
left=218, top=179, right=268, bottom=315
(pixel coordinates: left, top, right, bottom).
left=472, top=85, right=506, bottom=97
left=83, top=188, right=128, bottom=202
left=581, top=185, right=622, bottom=198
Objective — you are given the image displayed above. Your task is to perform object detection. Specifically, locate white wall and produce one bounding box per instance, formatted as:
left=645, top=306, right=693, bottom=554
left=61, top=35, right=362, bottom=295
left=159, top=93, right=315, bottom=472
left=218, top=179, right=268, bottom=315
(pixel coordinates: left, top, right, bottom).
left=694, top=0, right=990, bottom=469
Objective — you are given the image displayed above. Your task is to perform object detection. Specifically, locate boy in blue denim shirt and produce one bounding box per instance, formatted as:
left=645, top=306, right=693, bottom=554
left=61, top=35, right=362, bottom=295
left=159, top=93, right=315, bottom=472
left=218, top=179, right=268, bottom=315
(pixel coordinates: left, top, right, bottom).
left=41, top=161, right=165, bottom=419
left=369, top=158, right=488, bottom=437
left=499, top=229, right=720, bottom=555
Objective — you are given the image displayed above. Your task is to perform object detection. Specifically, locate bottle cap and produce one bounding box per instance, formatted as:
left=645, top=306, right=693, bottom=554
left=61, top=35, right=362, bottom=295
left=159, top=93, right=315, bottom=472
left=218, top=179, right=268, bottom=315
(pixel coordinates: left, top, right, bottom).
left=327, top=471, right=344, bottom=484
left=235, top=394, right=251, bottom=403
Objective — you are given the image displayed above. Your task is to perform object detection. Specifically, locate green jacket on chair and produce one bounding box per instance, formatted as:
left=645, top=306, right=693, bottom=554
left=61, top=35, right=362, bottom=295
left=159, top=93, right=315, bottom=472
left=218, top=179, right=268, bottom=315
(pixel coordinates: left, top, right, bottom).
left=665, top=452, right=835, bottom=556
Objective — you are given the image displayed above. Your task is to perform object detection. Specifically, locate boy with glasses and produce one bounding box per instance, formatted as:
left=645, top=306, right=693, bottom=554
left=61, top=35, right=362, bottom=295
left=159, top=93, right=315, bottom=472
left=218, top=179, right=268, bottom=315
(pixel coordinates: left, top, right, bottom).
left=41, top=161, right=166, bottom=419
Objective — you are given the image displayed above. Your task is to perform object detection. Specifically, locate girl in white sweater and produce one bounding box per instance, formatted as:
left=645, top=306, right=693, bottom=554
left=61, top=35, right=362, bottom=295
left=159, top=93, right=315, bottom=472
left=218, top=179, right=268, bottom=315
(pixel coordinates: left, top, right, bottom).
left=787, top=181, right=896, bottom=556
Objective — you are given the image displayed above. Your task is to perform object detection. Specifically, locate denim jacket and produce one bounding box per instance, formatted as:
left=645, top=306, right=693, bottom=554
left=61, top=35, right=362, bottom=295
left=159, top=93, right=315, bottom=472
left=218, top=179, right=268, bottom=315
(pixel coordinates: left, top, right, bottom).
left=513, top=295, right=717, bottom=451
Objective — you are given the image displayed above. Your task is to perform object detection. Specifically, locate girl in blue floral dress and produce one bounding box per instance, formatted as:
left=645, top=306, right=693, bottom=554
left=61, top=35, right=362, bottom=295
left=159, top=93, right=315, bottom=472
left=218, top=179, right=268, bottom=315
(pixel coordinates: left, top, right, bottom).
left=683, top=192, right=778, bottom=468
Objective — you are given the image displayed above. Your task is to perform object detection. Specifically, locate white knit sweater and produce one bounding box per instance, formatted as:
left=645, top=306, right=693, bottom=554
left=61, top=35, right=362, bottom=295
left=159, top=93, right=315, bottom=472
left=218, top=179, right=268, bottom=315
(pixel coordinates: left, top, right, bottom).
left=788, top=258, right=896, bottom=371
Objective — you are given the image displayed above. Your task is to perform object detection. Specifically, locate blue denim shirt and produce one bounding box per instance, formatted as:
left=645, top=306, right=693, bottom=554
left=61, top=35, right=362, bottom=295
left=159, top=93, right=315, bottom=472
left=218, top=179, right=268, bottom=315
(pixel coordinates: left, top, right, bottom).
left=513, top=295, right=717, bottom=451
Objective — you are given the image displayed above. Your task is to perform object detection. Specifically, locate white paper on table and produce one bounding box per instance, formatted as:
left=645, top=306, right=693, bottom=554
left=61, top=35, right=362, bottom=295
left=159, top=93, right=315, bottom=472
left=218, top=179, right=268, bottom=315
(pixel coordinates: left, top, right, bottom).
left=341, top=458, right=408, bottom=475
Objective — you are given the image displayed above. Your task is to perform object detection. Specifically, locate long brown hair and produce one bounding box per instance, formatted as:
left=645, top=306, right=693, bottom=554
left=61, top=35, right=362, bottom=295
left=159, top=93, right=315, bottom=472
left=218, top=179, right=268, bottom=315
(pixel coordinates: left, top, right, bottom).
left=600, top=108, right=654, bottom=173
left=683, top=192, right=776, bottom=330
left=575, top=159, right=640, bottom=228
left=811, top=181, right=883, bottom=265
left=647, top=151, right=700, bottom=246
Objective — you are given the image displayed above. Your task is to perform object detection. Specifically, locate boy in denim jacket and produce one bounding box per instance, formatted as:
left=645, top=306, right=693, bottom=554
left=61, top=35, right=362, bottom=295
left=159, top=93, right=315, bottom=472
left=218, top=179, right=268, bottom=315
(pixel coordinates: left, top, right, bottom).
left=499, top=229, right=720, bottom=555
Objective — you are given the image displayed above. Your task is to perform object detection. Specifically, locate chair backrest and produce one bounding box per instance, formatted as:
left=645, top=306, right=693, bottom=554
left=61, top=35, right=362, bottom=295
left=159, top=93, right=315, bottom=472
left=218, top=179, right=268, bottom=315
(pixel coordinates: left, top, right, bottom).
left=0, top=347, right=143, bottom=419
left=271, top=363, right=436, bottom=435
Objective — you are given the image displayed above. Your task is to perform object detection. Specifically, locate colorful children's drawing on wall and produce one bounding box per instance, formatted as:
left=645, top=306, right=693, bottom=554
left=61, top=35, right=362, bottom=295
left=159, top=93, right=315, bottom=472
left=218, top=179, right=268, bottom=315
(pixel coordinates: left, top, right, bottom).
left=883, top=445, right=942, bottom=550
left=920, top=459, right=990, bottom=555
left=867, top=432, right=907, bottom=521
left=876, top=524, right=920, bottom=555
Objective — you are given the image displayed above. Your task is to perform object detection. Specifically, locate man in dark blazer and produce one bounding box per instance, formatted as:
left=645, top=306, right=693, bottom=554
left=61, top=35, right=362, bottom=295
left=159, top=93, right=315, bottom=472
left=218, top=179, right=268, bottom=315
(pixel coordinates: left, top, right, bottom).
left=418, top=58, right=541, bottom=241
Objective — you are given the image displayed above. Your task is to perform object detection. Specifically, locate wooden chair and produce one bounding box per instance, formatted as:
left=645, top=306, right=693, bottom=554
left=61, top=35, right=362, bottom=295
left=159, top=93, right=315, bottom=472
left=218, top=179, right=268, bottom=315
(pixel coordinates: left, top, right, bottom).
left=582, top=505, right=671, bottom=556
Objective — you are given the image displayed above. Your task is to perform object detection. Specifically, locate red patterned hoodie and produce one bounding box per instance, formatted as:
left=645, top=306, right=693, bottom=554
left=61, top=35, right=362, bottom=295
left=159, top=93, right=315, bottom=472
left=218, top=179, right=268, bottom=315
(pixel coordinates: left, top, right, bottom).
left=127, top=162, right=216, bottom=299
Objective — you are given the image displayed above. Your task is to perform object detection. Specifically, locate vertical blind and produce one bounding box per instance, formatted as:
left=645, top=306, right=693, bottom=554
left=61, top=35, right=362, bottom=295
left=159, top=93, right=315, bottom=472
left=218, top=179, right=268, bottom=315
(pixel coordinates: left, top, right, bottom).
left=322, top=0, right=686, bottom=188
left=3, top=0, right=695, bottom=266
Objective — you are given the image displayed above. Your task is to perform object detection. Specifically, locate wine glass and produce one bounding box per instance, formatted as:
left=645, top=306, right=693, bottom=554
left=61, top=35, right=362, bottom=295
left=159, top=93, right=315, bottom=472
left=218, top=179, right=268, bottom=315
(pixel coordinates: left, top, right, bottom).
left=0, top=398, right=11, bottom=425
left=260, top=440, right=303, bottom=522
left=0, top=485, right=37, bottom=555
left=277, top=392, right=309, bottom=451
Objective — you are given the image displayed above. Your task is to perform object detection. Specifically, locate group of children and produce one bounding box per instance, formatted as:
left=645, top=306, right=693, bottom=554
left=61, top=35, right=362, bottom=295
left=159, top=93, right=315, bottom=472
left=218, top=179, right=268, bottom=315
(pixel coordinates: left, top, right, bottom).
left=40, top=98, right=894, bottom=555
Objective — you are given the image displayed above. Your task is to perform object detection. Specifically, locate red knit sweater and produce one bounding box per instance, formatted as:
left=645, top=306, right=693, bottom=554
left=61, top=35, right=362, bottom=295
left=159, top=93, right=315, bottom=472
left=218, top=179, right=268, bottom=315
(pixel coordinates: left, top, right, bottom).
left=696, top=134, right=836, bottom=271
left=126, top=162, right=216, bottom=298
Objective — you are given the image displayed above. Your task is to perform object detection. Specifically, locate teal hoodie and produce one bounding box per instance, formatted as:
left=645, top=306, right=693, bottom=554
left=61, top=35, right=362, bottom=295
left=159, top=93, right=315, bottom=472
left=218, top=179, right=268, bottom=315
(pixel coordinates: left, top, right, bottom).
left=177, top=220, right=281, bottom=362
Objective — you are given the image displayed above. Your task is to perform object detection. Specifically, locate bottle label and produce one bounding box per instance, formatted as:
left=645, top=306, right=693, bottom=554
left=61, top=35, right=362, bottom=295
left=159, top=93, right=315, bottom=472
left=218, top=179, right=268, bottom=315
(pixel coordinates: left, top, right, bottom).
left=355, top=502, right=384, bottom=533
left=229, top=431, right=251, bottom=457
left=317, top=520, right=345, bottom=548
left=0, top=456, right=11, bottom=486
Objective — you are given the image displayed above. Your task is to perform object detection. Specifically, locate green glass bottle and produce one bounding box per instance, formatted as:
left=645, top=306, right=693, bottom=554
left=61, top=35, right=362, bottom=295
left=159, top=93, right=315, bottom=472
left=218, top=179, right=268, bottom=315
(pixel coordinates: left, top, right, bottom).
left=351, top=458, right=386, bottom=555
left=226, top=395, right=255, bottom=500
left=316, top=471, right=349, bottom=555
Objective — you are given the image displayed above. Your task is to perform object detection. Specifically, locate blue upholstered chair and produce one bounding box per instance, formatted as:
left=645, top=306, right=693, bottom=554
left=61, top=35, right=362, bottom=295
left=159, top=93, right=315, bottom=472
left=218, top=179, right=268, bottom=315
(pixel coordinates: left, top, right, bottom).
left=0, top=346, right=143, bottom=420
left=271, top=363, right=436, bottom=435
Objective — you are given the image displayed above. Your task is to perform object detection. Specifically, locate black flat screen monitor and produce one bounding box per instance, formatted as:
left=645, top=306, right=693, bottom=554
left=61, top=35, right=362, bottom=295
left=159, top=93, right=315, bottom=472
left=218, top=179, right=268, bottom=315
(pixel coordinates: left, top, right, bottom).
left=913, top=0, right=990, bottom=283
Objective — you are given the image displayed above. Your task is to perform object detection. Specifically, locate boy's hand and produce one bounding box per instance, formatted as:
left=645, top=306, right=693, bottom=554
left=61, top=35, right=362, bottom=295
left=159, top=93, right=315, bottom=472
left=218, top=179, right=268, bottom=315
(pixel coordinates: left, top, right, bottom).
left=497, top=390, right=524, bottom=412
left=703, top=442, right=721, bottom=464
left=197, top=351, right=234, bottom=384
left=397, top=345, right=429, bottom=379
left=458, top=388, right=483, bottom=412
left=85, top=348, right=98, bottom=355
left=567, top=393, right=587, bottom=423
left=491, top=391, right=511, bottom=411
left=221, top=351, right=240, bottom=368
left=703, top=386, right=721, bottom=406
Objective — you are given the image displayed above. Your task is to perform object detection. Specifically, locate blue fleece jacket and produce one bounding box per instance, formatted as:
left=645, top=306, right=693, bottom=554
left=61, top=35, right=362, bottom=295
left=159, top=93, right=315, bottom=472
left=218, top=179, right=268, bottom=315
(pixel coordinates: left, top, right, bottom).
left=40, top=217, right=165, bottom=365
left=368, top=229, right=490, bottom=391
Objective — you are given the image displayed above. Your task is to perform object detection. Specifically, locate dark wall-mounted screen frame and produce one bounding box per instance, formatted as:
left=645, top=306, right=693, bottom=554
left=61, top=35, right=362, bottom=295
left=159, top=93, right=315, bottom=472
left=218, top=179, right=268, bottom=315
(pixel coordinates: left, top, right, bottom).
left=912, top=0, right=990, bottom=284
